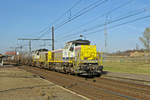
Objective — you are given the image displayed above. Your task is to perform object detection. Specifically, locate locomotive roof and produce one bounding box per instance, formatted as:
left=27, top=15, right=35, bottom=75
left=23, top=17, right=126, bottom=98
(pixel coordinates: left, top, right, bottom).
left=68, top=39, right=90, bottom=45
left=33, top=49, right=48, bottom=52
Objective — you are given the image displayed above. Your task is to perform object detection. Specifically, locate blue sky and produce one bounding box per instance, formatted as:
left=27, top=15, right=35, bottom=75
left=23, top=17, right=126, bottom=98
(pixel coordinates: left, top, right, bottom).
left=0, top=0, right=150, bottom=53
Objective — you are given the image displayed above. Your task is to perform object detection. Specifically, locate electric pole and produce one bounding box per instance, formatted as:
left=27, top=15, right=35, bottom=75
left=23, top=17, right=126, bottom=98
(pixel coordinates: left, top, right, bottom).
left=104, top=26, right=107, bottom=49
left=29, top=40, right=31, bottom=53
left=52, top=26, right=54, bottom=51
left=104, top=16, right=108, bottom=52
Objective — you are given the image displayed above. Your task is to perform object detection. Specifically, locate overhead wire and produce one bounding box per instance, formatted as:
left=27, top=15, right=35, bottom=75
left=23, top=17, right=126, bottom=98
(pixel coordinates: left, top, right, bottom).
left=37, top=28, right=50, bottom=38
left=59, top=14, right=150, bottom=42
left=82, top=7, right=150, bottom=33
left=37, top=0, right=82, bottom=39
left=56, top=0, right=133, bottom=38
left=55, top=0, right=108, bottom=30
left=85, top=14, right=150, bottom=35
left=38, top=0, right=108, bottom=39
left=57, top=6, right=150, bottom=40
left=51, top=0, right=82, bottom=25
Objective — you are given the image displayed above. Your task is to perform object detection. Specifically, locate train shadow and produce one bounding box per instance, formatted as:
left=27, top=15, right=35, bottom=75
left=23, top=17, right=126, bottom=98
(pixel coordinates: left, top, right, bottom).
left=101, top=71, right=109, bottom=75
left=78, top=71, right=109, bottom=78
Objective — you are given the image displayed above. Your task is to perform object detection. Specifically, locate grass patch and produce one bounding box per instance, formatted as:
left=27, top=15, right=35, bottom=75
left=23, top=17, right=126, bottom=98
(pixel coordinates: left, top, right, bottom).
left=103, top=62, right=150, bottom=75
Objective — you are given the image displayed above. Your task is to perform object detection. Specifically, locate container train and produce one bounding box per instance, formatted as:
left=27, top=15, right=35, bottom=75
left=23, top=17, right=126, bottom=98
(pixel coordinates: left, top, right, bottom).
left=7, top=39, right=103, bottom=76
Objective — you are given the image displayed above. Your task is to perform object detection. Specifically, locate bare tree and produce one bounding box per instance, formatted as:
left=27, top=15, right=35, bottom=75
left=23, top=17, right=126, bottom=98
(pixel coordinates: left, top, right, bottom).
left=139, top=28, right=150, bottom=51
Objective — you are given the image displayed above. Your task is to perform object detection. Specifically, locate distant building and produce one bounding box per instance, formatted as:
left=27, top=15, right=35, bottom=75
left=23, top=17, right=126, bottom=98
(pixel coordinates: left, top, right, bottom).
left=5, top=51, right=16, bottom=56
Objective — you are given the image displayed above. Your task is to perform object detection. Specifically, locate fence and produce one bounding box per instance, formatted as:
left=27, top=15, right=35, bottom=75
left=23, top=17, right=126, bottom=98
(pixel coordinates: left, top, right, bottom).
left=103, top=56, right=150, bottom=63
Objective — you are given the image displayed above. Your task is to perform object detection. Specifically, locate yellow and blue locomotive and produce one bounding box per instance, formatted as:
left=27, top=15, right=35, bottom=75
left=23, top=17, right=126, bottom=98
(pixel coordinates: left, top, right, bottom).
left=32, top=39, right=103, bottom=76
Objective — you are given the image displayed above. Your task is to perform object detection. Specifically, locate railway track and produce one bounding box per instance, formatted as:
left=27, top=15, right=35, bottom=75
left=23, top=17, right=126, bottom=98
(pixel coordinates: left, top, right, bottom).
left=102, top=75, right=150, bottom=85
left=20, top=66, right=150, bottom=100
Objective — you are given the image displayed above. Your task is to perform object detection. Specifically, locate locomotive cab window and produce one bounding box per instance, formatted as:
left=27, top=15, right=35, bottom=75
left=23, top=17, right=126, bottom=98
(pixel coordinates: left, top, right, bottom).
left=69, top=44, right=74, bottom=51
left=64, top=43, right=70, bottom=49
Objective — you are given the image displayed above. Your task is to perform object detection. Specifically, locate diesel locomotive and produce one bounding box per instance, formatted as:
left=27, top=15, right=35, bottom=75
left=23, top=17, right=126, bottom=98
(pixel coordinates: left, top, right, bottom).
left=32, top=39, right=103, bottom=76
